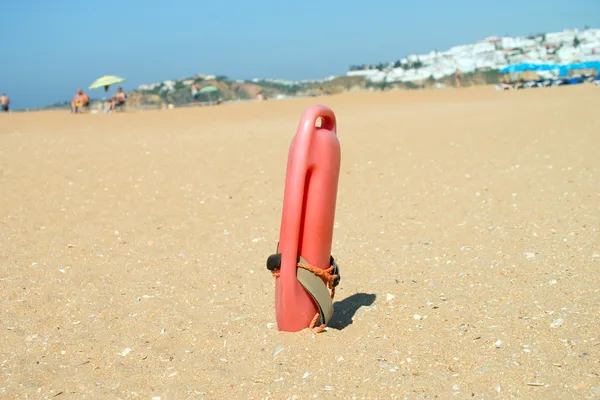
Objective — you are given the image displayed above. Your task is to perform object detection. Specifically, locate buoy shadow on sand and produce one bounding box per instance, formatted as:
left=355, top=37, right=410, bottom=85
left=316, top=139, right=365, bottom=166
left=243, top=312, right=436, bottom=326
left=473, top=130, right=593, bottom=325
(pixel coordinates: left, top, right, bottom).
left=328, top=293, right=376, bottom=330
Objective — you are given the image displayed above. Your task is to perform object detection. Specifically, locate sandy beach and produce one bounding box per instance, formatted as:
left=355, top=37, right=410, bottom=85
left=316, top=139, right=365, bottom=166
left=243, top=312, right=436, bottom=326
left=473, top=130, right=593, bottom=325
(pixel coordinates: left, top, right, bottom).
left=1, top=85, right=599, bottom=399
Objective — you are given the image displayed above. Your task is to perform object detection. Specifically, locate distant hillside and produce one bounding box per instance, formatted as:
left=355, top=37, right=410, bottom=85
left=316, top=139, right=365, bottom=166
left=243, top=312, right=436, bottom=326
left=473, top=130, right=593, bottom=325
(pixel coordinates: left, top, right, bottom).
left=125, top=70, right=501, bottom=108
left=129, top=75, right=369, bottom=107
left=38, top=71, right=501, bottom=111
left=366, top=69, right=503, bottom=90
left=40, top=27, right=598, bottom=110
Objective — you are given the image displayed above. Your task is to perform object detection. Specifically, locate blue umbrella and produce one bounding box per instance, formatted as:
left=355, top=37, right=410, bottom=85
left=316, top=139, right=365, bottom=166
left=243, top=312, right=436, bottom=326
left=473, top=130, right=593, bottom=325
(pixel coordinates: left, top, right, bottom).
left=568, top=62, right=586, bottom=70
left=558, top=67, right=569, bottom=77
left=537, top=63, right=559, bottom=71
left=580, top=61, right=600, bottom=70
left=499, top=65, right=518, bottom=73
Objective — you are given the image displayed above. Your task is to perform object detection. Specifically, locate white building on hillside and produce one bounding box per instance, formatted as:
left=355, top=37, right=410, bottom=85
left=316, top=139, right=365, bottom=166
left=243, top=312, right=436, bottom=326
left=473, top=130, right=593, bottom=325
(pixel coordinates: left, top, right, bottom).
left=557, top=46, right=584, bottom=63
left=545, top=29, right=578, bottom=45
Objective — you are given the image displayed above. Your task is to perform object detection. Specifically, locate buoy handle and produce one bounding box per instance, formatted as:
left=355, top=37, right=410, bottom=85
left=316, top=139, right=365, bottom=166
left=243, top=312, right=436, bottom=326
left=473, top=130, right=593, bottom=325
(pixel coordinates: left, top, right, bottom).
left=297, top=105, right=337, bottom=136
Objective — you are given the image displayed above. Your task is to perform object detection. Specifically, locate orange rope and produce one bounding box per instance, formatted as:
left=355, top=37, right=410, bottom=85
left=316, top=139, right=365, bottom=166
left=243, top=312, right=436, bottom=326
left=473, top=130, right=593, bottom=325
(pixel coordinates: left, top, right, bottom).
left=271, top=261, right=338, bottom=334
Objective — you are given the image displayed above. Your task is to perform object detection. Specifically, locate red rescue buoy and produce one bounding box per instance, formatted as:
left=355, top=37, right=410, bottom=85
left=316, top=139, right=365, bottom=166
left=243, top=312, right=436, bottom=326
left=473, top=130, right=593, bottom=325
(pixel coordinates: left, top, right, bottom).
left=266, top=105, right=341, bottom=332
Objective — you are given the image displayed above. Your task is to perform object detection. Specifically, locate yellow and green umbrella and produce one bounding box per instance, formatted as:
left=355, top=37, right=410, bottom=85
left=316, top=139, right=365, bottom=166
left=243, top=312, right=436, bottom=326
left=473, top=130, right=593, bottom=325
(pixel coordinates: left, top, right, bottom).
left=89, top=75, right=126, bottom=90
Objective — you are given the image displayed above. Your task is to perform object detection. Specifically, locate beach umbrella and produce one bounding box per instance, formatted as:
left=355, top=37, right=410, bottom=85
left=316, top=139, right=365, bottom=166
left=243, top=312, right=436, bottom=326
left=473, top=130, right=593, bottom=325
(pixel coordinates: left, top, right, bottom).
left=537, top=63, right=560, bottom=71
left=199, top=86, right=218, bottom=94
left=198, top=86, right=219, bottom=102
left=569, top=61, right=600, bottom=71
left=525, top=63, right=548, bottom=71
left=578, top=61, right=594, bottom=69
left=521, top=63, right=536, bottom=71
left=500, top=64, right=520, bottom=73
left=500, top=63, right=535, bottom=73
left=558, top=67, right=569, bottom=77
left=567, top=62, right=586, bottom=70
left=89, top=75, right=126, bottom=91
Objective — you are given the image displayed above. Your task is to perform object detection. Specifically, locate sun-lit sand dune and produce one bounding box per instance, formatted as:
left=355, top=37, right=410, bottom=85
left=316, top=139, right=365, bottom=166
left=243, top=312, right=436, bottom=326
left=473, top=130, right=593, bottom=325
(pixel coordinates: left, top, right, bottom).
left=1, top=85, right=599, bottom=399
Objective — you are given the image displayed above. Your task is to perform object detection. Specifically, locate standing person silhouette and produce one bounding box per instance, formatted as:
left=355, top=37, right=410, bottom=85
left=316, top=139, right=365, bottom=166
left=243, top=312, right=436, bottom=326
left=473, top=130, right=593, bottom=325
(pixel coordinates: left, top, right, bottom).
left=0, top=93, right=10, bottom=112
left=455, top=69, right=463, bottom=88
left=191, top=82, right=201, bottom=103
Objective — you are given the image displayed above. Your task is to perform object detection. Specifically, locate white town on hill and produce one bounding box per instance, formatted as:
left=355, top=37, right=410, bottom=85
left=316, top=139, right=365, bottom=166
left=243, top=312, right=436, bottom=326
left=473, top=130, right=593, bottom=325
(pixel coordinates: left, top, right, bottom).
left=138, top=27, right=600, bottom=91
left=347, top=28, right=600, bottom=83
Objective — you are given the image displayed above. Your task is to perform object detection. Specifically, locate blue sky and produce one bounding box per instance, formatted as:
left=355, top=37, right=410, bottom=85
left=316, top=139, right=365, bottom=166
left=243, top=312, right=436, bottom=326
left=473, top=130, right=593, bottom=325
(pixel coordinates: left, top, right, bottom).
left=1, top=0, right=597, bottom=109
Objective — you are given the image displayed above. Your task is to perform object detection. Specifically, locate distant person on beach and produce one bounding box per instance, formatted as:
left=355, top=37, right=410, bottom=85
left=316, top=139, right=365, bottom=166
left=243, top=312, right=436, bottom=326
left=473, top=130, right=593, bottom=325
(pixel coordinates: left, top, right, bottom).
left=71, top=89, right=90, bottom=113
left=455, top=69, right=463, bottom=88
left=191, top=82, right=200, bottom=102
left=1, top=93, right=10, bottom=112
left=107, top=87, right=127, bottom=112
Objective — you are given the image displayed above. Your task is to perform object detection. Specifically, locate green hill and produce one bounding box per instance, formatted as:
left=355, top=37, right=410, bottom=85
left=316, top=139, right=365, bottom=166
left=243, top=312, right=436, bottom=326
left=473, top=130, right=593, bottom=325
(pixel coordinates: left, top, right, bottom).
left=39, top=70, right=503, bottom=111
left=129, top=75, right=365, bottom=107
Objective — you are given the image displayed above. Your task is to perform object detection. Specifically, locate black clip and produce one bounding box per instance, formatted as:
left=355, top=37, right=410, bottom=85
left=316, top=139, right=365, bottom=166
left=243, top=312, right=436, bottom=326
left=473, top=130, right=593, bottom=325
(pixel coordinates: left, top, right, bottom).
left=266, top=253, right=282, bottom=272
left=330, top=255, right=341, bottom=287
